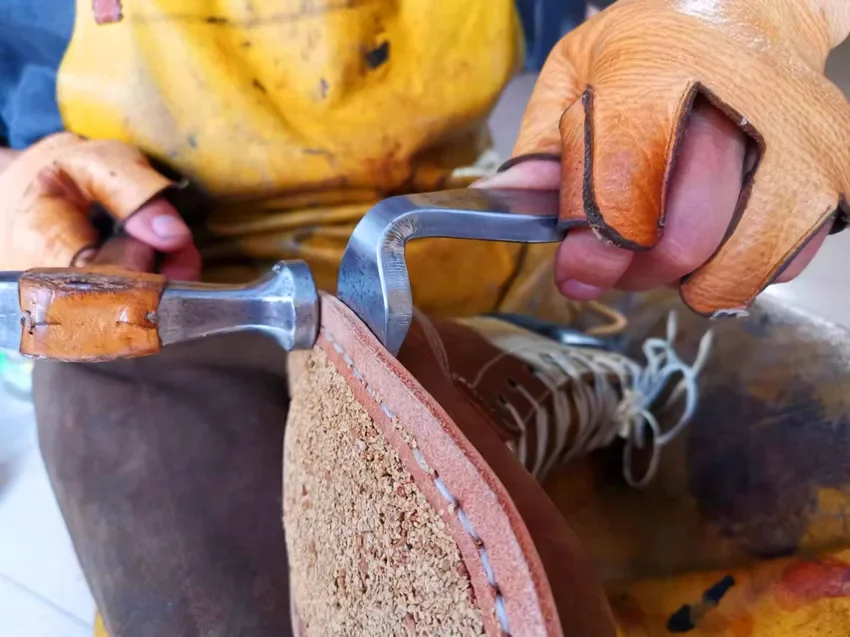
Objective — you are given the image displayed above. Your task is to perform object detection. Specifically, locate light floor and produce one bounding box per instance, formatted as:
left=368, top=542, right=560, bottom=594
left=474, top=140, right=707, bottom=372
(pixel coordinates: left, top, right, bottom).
left=2, top=38, right=850, bottom=637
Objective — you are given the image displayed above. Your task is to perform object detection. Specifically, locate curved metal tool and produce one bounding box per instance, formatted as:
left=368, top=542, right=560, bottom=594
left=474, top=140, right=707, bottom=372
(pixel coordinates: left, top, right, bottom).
left=337, top=188, right=568, bottom=355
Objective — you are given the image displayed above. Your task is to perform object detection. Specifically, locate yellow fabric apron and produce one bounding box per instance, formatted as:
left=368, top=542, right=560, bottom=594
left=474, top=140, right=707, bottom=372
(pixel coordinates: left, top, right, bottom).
left=57, top=0, right=566, bottom=318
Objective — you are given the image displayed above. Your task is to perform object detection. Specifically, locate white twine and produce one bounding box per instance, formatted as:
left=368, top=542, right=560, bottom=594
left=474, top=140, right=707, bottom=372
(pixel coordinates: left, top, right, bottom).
left=466, top=313, right=713, bottom=488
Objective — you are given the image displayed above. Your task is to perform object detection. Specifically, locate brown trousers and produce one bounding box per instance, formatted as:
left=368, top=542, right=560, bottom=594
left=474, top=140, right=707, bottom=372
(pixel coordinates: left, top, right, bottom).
left=33, top=333, right=294, bottom=637
left=34, top=291, right=850, bottom=636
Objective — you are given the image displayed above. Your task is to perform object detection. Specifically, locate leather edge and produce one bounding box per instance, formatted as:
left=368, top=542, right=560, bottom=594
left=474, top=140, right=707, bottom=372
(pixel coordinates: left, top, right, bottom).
left=316, top=292, right=558, bottom=637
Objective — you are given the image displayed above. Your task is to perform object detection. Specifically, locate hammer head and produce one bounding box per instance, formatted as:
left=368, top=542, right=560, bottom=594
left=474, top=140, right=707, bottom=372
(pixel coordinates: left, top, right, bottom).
left=336, top=188, right=566, bottom=355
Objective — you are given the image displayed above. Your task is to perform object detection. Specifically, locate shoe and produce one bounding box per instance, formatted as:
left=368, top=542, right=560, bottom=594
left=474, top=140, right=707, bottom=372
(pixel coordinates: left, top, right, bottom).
left=283, top=294, right=708, bottom=636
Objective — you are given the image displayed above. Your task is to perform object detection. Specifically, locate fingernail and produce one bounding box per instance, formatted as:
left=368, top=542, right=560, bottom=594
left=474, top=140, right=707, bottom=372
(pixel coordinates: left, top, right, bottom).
left=151, top=215, right=189, bottom=240
left=558, top=279, right=605, bottom=300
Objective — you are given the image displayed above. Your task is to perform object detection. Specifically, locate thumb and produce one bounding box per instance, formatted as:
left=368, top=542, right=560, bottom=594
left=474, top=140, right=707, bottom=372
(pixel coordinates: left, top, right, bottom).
left=123, top=196, right=193, bottom=252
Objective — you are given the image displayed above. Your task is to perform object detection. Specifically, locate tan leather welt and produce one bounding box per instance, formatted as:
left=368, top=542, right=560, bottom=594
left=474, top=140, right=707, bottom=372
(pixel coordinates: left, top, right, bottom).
left=19, top=266, right=166, bottom=362
left=399, top=314, right=617, bottom=636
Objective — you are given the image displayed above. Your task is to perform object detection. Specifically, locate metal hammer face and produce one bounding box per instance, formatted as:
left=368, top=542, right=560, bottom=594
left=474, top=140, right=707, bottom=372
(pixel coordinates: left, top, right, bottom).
left=337, top=188, right=568, bottom=355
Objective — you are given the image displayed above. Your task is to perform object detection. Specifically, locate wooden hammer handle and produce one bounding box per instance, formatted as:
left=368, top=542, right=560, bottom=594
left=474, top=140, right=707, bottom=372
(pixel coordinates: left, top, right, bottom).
left=18, top=267, right=167, bottom=362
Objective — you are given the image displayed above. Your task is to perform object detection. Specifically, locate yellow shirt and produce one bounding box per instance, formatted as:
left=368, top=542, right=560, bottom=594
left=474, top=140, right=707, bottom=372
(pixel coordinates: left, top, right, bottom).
left=58, top=0, right=568, bottom=317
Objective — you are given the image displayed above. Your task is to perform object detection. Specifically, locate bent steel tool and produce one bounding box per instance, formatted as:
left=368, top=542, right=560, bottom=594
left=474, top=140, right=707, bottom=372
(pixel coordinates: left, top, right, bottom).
left=337, top=188, right=564, bottom=354
left=0, top=188, right=566, bottom=361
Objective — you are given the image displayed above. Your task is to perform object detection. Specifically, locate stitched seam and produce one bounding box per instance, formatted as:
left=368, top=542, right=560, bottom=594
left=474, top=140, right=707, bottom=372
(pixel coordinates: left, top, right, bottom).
left=322, top=329, right=512, bottom=636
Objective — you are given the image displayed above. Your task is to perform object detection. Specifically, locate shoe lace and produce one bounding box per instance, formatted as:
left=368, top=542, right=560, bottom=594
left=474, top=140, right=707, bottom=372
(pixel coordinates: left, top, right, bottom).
left=470, top=313, right=713, bottom=488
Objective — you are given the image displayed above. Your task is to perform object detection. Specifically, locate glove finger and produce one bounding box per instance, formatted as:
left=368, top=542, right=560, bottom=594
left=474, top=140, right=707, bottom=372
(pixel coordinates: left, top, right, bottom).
left=680, top=155, right=845, bottom=315
left=55, top=139, right=172, bottom=221
left=614, top=100, right=748, bottom=291
left=510, top=38, right=583, bottom=160
left=558, top=81, right=700, bottom=249
left=775, top=224, right=830, bottom=283
left=3, top=166, right=100, bottom=269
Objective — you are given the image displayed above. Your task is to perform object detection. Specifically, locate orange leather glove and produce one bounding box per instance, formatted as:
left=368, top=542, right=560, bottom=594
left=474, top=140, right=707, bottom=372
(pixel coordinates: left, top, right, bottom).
left=0, top=132, right=198, bottom=277
left=498, top=0, right=850, bottom=316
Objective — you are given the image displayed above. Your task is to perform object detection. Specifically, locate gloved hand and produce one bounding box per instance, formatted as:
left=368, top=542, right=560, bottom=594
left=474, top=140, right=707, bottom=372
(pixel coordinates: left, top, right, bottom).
left=478, top=0, right=850, bottom=316
left=0, top=132, right=200, bottom=279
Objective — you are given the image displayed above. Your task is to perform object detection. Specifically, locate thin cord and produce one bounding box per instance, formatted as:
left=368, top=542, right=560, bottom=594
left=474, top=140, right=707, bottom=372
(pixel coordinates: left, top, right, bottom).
left=620, top=313, right=713, bottom=487
left=466, top=313, right=712, bottom=488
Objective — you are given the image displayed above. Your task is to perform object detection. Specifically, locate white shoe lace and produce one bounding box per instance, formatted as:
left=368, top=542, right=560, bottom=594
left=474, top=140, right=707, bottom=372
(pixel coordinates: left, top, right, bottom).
left=461, top=313, right=713, bottom=488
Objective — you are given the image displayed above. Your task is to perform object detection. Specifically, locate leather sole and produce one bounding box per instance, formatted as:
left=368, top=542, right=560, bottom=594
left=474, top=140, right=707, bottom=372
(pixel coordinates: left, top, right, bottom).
left=283, top=294, right=616, bottom=636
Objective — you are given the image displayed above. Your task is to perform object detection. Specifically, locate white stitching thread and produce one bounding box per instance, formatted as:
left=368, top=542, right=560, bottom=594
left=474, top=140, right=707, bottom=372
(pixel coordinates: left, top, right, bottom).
left=322, top=329, right=512, bottom=636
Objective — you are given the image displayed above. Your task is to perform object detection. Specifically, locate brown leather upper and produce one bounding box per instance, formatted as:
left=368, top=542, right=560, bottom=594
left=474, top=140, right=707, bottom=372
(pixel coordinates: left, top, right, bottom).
left=307, top=293, right=617, bottom=636
left=0, top=132, right=171, bottom=271
left=415, top=317, right=542, bottom=444
left=414, top=314, right=626, bottom=479
left=395, top=309, right=617, bottom=636
left=512, top=0, right=850, bottom=316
